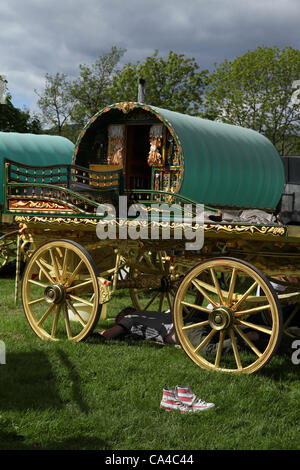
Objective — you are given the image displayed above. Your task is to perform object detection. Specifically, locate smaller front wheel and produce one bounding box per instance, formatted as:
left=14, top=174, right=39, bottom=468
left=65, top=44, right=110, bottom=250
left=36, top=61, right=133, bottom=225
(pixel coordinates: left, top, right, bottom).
left=173, top=258, right=283, bottom=374
left=22, top=240, right=102, bottom=341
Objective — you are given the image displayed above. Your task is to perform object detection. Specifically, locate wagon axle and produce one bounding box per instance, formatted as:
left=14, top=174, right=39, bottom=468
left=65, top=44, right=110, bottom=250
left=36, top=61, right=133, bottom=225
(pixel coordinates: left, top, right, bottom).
left=44, top=284, right=66, bottom=304
left=208, top=307, right=233, bottom=331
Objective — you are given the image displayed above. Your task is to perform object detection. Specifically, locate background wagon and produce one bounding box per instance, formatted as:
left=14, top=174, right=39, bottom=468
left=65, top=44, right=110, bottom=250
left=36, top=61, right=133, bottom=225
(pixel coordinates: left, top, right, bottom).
left=2, top=101, right=300, bottom=374
left=0, top=132, right=74, bottom=268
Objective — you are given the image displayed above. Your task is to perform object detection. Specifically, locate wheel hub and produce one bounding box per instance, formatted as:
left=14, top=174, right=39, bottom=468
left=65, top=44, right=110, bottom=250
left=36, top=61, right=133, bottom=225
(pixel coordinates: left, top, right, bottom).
left=44, top=284, right=66, bottom=304
left=208, top=306, right=233, bottom=330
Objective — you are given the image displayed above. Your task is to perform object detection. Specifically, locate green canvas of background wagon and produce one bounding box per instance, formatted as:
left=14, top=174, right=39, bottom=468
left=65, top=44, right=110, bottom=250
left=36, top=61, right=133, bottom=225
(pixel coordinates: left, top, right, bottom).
left=0, top=132, right=74, bottom=204
left=2, top=101, right=299, bottom=375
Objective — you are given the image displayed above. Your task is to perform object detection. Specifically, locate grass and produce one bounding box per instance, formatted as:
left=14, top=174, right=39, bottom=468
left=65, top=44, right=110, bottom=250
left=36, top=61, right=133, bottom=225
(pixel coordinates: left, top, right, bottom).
left=1, top=277, right=300, bottom=451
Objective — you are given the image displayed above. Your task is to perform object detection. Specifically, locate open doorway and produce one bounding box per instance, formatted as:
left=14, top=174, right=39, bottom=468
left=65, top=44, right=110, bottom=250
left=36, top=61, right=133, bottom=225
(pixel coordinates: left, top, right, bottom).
left=125, top=125, right=152, bottom=190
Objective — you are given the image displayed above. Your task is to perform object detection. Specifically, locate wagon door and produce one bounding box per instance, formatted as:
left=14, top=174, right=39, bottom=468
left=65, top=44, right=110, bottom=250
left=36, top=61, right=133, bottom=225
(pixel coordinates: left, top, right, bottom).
left=125, top=125, right=152, bottom=190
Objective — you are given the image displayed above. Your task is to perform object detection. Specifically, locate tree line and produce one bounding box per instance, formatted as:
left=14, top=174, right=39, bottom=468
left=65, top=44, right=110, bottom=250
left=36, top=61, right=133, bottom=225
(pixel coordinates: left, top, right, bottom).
left=2, top=45, right=300, bottom=155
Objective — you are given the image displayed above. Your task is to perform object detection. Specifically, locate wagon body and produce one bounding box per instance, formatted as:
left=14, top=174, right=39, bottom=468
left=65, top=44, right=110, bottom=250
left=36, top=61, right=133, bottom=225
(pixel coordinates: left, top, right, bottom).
left=73, top=101, right=285, bottom=210
left=3, top=102, right=300, bottom=374
left=0, top=132, right=74, bottom=267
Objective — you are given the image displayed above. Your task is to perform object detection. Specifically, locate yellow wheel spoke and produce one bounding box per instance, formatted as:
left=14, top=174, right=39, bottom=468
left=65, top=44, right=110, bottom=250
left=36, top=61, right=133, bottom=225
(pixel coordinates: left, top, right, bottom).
left=194, top=329, right=217, bottom=354
left=49, top=248, right=61, bottom=283
left=37, top=303, right=55, bottom=326
left=38, top=257, right=54, bottom=272
left=210, top=268, right=224, bottom=304
left=66, top=279, right=93, bottom=293
left=233, top=325, right=262, bottom=357
left=181, top=300, right=212, bottom=313
left=67, top=259, right=84, bottom=286
left=226, top=268, right=237, bottom=307
left=69, top=294, right=94, bottom=307
left=182, top=320, right=209, bottom=331
left=215, top=330, right=225, bottom=368
left=61, top=248, right=69, bottom=283
left=66, top=300, right=87, bottom=327
left=51, top=305, right=60, bottom=339
left=234, top=304, right=271, bottom=317
left=236, top=319, right=272, bottom=335
left=63, top=304, right=72, bottom=339
left=28, top=296, right=45, bottom=306
left=232, top=281, right=258, bottom=311
left=35, top=259, right=55, bottom=284
left=28, top=279, right=48, bottom=288
left=192, top=279, right=218, bottom=308
left=228, top=328, right=242, bottom=370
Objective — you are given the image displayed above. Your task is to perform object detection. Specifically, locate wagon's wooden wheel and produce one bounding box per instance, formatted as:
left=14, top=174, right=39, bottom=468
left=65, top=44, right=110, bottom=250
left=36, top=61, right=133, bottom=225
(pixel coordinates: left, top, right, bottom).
left=173, top=257, right=283, bottom=374
left=22, top=240, right=102, bottom=341
left=129, top=250, right=197, bottom=313
left=129, top=250, right=173, bottom=312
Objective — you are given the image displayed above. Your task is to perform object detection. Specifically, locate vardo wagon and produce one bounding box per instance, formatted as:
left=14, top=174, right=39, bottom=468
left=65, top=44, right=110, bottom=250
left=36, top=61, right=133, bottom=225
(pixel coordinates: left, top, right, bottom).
left=2, top=101, right=300, bottom=374
left=0, top=132, right=74, bottom=268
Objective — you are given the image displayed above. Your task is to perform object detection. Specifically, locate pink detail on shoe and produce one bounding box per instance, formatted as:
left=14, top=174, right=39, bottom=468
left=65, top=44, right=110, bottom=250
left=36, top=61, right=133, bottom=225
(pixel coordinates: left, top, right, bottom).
left=160, top=388, right=192, bottom=413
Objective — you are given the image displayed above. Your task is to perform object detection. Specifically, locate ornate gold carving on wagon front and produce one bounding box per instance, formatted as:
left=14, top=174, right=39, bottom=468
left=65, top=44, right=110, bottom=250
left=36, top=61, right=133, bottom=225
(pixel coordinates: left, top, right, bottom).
left=9, top=199, right=76, bottom=214
left=116, top=102, right=137, bottom=114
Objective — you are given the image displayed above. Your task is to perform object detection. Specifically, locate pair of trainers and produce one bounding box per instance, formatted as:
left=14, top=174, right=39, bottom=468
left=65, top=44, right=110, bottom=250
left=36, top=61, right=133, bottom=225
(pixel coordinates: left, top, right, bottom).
left=160, top=385, right=215, bottom=413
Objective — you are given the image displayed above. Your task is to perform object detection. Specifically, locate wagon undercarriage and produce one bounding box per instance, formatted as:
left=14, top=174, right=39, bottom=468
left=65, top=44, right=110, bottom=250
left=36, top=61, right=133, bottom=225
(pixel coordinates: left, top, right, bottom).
left=11, top=212, right=300, bottom=375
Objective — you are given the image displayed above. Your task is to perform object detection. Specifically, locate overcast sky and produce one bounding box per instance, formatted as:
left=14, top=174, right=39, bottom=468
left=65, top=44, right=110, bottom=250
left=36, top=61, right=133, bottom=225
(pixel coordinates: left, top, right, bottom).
left=1, top=0, right=300, bottom=114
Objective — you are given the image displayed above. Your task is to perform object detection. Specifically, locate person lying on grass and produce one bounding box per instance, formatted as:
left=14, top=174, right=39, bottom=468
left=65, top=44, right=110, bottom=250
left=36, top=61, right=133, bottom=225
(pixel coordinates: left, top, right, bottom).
left=100, top=307, right=178, bottom=344
left=99, top=306, right=263, bottom=353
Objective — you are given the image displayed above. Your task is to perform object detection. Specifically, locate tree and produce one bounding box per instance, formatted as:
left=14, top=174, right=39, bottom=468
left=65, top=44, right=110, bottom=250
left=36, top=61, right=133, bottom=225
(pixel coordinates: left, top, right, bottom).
left=35, top=72, right=74, bottom=135
left=0, top=85, right=42, bottom=134
left=204, top=46, right=300, bottom=155
left=70, top=46, right=126, bottom=127
left=110, top=50, right=208, bottom=115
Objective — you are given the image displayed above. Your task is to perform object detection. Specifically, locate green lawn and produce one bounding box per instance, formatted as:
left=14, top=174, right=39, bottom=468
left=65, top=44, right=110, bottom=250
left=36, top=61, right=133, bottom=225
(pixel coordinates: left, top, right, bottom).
left=1, top=278, right=300, bottom=451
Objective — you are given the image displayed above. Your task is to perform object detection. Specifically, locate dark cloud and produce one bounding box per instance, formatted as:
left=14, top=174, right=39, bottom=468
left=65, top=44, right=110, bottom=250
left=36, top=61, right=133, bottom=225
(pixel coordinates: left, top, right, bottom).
left=0, top=0, right=300, bottom=110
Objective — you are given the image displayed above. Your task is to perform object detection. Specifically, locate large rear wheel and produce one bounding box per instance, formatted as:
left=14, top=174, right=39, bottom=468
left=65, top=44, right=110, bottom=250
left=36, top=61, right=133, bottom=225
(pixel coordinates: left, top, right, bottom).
left=173, top=257, right=283, bottom=374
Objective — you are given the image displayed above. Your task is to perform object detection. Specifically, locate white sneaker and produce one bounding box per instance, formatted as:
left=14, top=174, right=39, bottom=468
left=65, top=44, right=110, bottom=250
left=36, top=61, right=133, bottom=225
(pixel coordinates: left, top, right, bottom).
left=176, top=385, right=215, bottom=411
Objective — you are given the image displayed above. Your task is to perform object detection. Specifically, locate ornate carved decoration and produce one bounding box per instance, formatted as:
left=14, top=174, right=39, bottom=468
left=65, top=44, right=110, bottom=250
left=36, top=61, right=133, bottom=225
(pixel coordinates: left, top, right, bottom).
left=116, top=102, right=137, bottom=114
left=9, top=200, right=75, bottom=214
left=148, top=125, right=163, bottom=166
left=107, top=125, right=124, bottom=166
left=203, top=223, right=287, bottom=236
